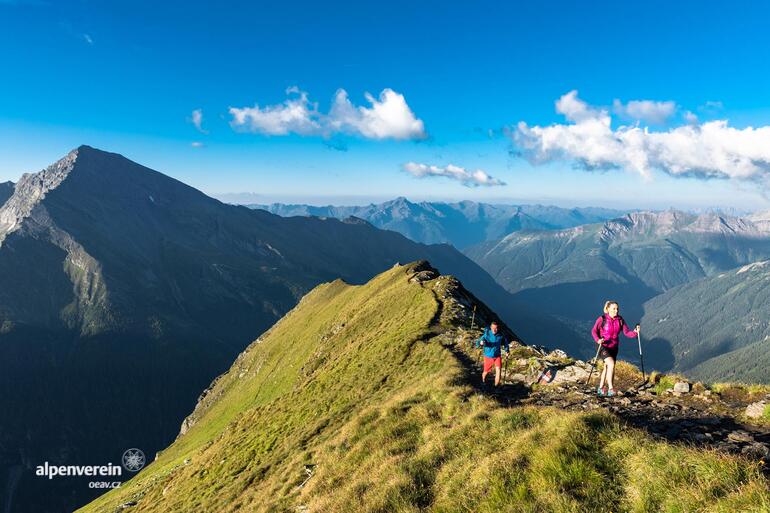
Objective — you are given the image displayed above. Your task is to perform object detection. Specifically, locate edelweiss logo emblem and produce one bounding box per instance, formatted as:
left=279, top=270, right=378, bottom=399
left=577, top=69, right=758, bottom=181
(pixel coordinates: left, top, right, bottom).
left=122, top=449, right=146, bottom=472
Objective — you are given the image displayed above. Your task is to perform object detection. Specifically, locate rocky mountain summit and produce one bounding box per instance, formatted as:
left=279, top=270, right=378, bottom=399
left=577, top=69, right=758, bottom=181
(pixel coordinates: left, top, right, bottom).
left=599, top=209, right=770, bottom=242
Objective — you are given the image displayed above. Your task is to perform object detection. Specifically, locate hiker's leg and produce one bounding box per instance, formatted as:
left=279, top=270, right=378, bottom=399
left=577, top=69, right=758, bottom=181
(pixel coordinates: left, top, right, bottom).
left=605, top=357, right=616, bottom=390
left=598, top=361, right=607, bottom=389
left=494, top=365, right=501, bottom=386
left=481, top=357, right=491, bottom=384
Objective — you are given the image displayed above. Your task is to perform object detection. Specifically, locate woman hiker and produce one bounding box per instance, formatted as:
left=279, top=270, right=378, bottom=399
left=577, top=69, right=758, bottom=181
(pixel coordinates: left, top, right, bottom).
left=591, top=301, right=640, bottom=396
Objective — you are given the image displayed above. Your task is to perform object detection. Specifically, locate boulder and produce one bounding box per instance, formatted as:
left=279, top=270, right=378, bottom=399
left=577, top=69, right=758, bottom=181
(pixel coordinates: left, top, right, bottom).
left=745, top=401, right=767, bottom=419
left=673, top=382, right=691, bottom=393
left=547, top=349, right=569, bottom=359
left=742, top=442, right=770, bottom=459
left=534, top=363, right=590, bottom=385
left=727, top=430, right=754, bottom=443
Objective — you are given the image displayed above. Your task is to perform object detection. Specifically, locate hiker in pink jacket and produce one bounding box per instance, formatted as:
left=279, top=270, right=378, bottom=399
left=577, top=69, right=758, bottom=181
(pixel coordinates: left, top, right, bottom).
left=591, top=300, right=640, bottom=396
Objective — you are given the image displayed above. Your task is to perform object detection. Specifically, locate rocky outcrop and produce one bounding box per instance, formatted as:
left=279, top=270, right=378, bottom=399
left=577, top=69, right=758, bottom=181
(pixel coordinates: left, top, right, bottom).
left=0, top=148, right=77, bottom=245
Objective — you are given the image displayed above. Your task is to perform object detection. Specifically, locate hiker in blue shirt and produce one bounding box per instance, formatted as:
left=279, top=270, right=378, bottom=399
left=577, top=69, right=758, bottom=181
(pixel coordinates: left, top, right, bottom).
left=476, top=321, right=510, bottom=386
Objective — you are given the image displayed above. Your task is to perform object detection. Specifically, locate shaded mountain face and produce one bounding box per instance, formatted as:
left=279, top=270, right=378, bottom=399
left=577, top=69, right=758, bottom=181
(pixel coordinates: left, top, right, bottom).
left=251, top=197, right=626, bottom=248
left=78, top=262, right=770, bottom=513
left=464, top=210, right=770, bottom=362
left=0, top=181, right=13, bottom=206
left=0, top=146, right=576, bottom=512
left=641, top=260, right=770, bottom=383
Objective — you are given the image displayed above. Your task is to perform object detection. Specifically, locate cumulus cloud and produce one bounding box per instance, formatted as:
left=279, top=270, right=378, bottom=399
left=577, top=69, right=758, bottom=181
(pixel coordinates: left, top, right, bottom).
left=228, top=88, right=321, bottom=136
left=514, top=90, right=770, bottom=182
left=229, top=87, right=427, bottom=141
left=554, top=90, right=606, bottom=123
left=612, top=98, right=676, bottom=124
left=402, top=162, right=505, bottom=187
left=189, top=109, right=208, bottom=134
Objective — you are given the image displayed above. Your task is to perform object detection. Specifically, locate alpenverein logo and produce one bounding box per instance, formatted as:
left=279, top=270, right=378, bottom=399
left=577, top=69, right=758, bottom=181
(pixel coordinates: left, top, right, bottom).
left=121, top=448, right=146, bottom=472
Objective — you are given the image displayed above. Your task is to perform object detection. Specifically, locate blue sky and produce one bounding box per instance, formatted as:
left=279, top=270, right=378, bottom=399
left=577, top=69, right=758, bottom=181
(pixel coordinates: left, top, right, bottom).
left=2, top=0, right=770, bottom=209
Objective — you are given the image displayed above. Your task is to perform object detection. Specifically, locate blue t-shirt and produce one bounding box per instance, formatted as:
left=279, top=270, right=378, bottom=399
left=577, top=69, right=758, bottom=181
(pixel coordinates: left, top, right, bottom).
left=476, top=328, right=509, bottom=358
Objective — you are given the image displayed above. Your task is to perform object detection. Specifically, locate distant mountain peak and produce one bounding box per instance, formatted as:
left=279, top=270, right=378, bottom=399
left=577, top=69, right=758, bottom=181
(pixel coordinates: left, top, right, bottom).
left=0, top=147, right=80, bottom=244
left=599, top=209, right=766, bottom=242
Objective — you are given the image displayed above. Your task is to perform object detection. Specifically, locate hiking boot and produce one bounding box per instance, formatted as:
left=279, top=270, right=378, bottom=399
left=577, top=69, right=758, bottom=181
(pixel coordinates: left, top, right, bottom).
left=596, top=386, right=606, bottom=396
left=607, top=388, right=616, bottom=397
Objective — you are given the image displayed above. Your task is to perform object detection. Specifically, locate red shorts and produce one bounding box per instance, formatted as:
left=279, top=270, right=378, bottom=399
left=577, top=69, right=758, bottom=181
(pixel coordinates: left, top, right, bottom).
left=483, top=356, right=502, bottom=373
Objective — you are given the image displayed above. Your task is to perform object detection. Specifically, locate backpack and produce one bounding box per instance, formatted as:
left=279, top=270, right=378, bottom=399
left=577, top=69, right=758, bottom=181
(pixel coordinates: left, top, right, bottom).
left=598, top=314, right=624, bottom=337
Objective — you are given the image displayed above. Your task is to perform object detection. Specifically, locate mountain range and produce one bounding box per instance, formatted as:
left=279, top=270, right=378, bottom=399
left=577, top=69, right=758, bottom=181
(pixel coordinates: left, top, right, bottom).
left=251, top=198, right=626, bottom=248
left=464, top=210, right=770, bottom=367
left=252, top=199, right=770, bottom=382
left=0, top=146, right=577, bottom=513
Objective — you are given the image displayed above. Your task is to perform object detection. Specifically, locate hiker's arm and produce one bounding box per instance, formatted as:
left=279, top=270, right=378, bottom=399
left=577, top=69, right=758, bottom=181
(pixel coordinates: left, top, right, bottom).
left=622, top=322, right=638, bottom=338
left=591, top=317, right=603, bottom=343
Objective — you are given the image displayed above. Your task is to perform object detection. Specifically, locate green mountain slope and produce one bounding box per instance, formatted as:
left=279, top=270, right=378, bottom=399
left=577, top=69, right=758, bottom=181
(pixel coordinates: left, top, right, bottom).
left=79, top=262, right=770, bottom=513
left=641, top=260, right=770, bottom=382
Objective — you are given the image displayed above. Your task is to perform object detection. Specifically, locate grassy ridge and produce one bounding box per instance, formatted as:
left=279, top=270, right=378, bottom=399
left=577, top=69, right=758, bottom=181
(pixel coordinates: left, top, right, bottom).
left=79, top=263, right=770, bottom=512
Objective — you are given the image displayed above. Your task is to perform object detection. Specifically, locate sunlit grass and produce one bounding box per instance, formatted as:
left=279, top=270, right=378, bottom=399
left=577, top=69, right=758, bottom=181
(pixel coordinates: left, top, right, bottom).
left=78, top=263, right=770, bottom=513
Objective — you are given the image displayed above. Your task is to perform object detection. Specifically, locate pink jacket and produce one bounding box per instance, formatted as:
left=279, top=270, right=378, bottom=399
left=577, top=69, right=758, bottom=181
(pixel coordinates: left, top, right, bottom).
left=591, top=315, right=637, bottom=349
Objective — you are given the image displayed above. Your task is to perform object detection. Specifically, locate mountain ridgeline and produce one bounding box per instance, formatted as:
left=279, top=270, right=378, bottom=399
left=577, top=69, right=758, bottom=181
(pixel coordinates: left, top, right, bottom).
left=78, top=262, right=770, bottom=513
left=251, top=198, right=626, bottom=248
left=0, top=181, right=13, bottom=206
left=0, top=146, right=574, bottom=513
left=464, top=210, right=770, bottom=375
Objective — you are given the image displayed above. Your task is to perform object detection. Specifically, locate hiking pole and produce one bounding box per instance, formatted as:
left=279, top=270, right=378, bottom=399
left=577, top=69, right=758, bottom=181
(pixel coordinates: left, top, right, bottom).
left=636, top=327, right=646, bottom=384
left=585, top=342, right=602, bottom=386
left=470, top=304, right=476, bottom=331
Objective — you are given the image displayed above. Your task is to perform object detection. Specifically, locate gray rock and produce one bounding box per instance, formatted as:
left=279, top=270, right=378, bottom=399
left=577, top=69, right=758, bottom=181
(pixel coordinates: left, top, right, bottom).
left=727, top=431, right=754, bottom=443
left=547, top=349, right=569, bottom=359
left=673, top=382, right=691, bottom=393
left=741, top=443, right=770, bottom=459
left=745, top=401, right=767, bottom=419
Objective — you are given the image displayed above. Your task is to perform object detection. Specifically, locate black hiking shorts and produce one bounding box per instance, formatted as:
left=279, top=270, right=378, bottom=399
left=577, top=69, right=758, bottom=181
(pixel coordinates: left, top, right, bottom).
left=599, top=345, right=618, bottom=360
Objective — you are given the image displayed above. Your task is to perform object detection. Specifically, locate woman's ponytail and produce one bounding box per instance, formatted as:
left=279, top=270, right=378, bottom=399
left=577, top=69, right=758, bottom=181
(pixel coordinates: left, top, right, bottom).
left=603, top=300, right=618, bottom=314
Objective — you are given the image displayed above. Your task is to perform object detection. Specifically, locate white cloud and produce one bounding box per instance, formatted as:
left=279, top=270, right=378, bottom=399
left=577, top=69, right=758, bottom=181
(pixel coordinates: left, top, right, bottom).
left=613, top=98, right=676, bottom=124
left=514, top=90, right=770, bottom=182
left=191, top=141, right=204, bottom=148
left=555, top=90, right=603, bottom=122
left=83, top=33, right=93, bottom=45
left=228, top=88, right=321, bottom=136
left=328, top=88, right=426, bottom=140
left=229, top=87, right=427, bottom=141
left=684, top=111, right=699, bottom=124
left=189, top=109, right=208, bottom=134
left=402, top=162, right=506, bottom=187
